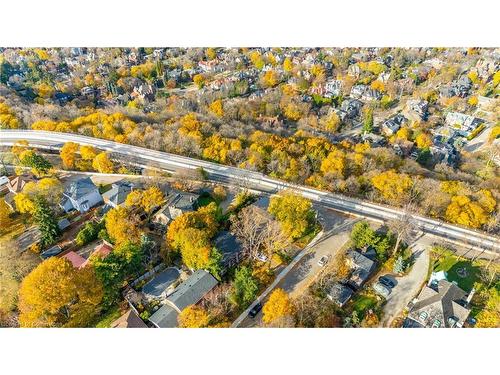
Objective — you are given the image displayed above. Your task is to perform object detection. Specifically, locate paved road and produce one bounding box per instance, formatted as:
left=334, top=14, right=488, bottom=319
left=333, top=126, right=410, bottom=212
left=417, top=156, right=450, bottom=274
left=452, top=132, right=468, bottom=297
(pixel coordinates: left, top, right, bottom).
left=381, top=234, right=433, bottom=327
left=1, top=130, right=499, bottom=253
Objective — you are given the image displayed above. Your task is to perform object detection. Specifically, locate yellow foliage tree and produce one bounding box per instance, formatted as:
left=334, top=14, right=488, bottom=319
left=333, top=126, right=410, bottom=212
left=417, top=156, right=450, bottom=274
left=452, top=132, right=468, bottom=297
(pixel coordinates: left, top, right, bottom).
left=60, top=142, right=80, bottom=169
left=92, top=152, right=114, bottom=173
left=445, top=195, right=488, bottom=228
left=141, top=186, right=165, bottom=214
left=415, top=133, right=433, bottom=149
left=193, top=74, right=205, bottom=89
left=283, top=57, right=293, bottom=72
left=178, top=305, right=211, bottom=328
left=320, top=148, right=346, bottom=177
left=105, top=206, right=141, bottom=245
left=205, top=48, right=217, bottom=61
left=0, top=102, right=20, bottom=129
left=262, top=288, right=294, bottom=325
left=209, top=99, right=224, bottom=117
left=18, top=257, right=103, bottom=327
left=0, top=198, right=12, bottom=228
left=371, top=170, right=413, bottom=202
left=125, top=190, right=143, bottom=208
left=261, top=70, right=279, bottom=88
left=14, top=178, right=63, bottom=214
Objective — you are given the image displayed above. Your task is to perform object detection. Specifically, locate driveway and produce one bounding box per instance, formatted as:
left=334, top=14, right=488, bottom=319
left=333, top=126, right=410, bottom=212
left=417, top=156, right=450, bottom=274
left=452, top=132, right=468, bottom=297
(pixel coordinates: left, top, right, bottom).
left=381, top=234, right=433, bottom=327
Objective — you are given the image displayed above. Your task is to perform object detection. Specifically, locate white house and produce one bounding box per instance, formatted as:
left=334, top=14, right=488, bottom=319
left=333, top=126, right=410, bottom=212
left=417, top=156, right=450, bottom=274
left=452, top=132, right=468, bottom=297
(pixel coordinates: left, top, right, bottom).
left=60, top=177, right=103, bottom=213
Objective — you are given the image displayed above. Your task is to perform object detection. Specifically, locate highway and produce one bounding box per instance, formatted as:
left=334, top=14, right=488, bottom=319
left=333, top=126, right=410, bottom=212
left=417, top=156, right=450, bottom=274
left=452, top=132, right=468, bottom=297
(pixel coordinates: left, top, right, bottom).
left=1, top=129, right=499, bottom=253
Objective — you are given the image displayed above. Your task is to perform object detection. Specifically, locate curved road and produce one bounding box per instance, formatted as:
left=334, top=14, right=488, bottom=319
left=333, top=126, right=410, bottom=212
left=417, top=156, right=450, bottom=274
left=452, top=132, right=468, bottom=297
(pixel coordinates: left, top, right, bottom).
left=1, top=129, right=499, bottom=254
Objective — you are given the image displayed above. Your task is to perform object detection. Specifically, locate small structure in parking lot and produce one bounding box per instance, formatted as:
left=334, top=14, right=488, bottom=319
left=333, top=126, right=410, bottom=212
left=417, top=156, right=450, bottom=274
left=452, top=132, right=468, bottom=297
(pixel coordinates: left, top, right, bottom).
left=327, top=282, right=354, bottom=307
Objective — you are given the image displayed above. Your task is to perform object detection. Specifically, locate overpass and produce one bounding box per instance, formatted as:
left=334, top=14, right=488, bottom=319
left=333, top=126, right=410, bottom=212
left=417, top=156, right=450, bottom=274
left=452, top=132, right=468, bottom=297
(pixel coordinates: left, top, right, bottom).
left=1, top=129, right=499, bottom=253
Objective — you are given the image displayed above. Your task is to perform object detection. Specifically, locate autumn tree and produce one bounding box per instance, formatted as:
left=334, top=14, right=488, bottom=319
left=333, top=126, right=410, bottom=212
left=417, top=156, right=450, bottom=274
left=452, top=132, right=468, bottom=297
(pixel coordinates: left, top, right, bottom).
left=14, top=177, right=63, bottom=214
left=92, top=152, right=114, bottom=173
left=208, top=99, right=224, bottom=117
left=141, top=186, right=165, bottom=215
left=18, top=257, right=103, bottom=327
left=19, top=150, right=52, bottom=176
left=0, top=198, right=12, bottom=228
left=178, top=305, right=211, bottom=328
left=350, top=221, right=377, bottom=249
left=363, top=107, right=374, bottom=133
left=262, top=288, right=294, bottom=326
left=230, top=266, right=259, bottom=308
left=105, top=206, right=141, bottom=244
left=60, top=142, right=80, bottom=169
left=320, top=148, right=346, bottom=178
left=371, top=170, right=413, bottom=202
left=193, top=74, right=205, bottom=89
left=445, top=195, right=489, bottom=228
left=268, top=191, right=315, bottom=239
left=415, top=132, right=433, bottom=149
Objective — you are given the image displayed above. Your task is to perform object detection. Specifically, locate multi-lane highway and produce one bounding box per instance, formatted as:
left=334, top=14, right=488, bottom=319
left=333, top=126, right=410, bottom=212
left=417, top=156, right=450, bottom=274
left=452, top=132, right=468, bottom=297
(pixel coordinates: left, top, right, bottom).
left=1, top=129, right=499, bottom=253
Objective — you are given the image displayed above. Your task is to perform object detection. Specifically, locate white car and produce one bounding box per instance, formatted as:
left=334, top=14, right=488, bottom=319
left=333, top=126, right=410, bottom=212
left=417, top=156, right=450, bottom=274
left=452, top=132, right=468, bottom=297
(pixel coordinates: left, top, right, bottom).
left=318, top=255, right=329, bottom=267
left=255, top=253, right=268, bottom=262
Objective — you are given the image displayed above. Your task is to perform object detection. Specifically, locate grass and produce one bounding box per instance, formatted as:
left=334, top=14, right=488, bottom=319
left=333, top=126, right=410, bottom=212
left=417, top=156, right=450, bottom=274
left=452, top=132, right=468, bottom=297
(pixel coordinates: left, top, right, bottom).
left=94, top=305, right=122, bottom=328
left=294, top=222, right=322, bottom=248
left=431, top=251, right=481, bottom=292
left=196, top=194, right=216, bottom=208
left=349, top=292, right=379, bottom=320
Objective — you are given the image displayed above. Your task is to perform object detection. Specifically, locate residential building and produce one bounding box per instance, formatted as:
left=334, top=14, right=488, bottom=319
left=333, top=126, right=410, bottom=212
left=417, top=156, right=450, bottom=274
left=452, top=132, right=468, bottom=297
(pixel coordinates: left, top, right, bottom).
left=148, top=270, right=218, bottom=328
left=346, top=250, right=376, bottom=290
left=7, top=174, right=34, bottom=194
left=445, top=112, right=483, bottom=137
left=340, top=98, right=363, bottom=118
left=214, top=231, right=243, bottom=270
left=153, top=192, right=199, bottom=226
left=405, top=99, right=428, bottom=120
left=60, top=177, right=103, bottom=213
left=102, top=181, right=134, bottom=208
left=110, top=309, right=148, bottom=328
left=381, top=114, right=407, bottom=136
left=62, top=251, right=87, bottom=269
left=327, top=282, right=354, bottom=307
left=405, top=280, right=472, bottom=328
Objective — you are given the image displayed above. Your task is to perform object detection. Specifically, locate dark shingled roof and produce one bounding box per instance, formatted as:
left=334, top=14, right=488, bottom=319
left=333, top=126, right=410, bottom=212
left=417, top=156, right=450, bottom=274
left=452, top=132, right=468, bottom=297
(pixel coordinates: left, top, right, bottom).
left=64, top=177, right=99, bottom=200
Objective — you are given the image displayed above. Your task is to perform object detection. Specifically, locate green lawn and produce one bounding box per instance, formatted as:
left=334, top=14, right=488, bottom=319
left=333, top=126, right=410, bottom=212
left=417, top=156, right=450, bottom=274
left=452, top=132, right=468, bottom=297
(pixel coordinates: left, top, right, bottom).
left=433, top=254, right=480, bottom=292
left=350, top=293, right=378, bottom=319
left=196, top=194, right=217, bottom=208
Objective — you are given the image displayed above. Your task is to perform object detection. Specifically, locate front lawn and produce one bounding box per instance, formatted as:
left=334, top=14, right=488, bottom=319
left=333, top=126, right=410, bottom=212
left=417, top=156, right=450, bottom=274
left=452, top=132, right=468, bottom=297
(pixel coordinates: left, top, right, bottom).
left=432, top=251, right=480, bottom=292
left=349, top=292, right=379, bottom=320
left=94, top=305, right=122, bottom=328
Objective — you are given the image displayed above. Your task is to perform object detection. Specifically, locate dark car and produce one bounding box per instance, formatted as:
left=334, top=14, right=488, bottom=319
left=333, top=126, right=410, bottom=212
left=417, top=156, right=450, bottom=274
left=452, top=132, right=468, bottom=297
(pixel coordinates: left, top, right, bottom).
left=248, top=302, right=262, bottom=318
left=378, top=275, right=396, bottom=289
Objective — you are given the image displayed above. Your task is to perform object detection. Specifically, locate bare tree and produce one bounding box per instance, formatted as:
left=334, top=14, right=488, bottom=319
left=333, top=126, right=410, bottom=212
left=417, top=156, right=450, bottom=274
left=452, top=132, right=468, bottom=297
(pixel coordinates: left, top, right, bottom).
left=387, top=203, right=419, bottom=255
left=230, top=206, right=268, bottom=259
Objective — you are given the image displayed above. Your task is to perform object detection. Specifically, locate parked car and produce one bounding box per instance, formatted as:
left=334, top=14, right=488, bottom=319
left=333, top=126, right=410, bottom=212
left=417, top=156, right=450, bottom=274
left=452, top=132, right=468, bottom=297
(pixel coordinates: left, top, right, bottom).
left=248, top=302, right=262, bottom=318
left=318, top=255, right=329, bottom=267
left=255, top=253, right=268, bottom=262
left=378, top=275, right=396, bottom=288
left=373, top=281, right=391, bottom=298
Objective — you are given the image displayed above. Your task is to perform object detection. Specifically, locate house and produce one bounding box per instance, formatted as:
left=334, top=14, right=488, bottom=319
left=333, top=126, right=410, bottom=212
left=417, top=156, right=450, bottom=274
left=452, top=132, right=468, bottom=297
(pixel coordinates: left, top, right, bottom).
left=406, top=99, right=428, bottom=120
left=148, top=270, right=218, bottom=328
left=381, top=114, right=406, bottom=136
left=361, top=88, right=382, bottom=102
left=153, top=192, right=199, bottom=226
left=340, top=98, right=363, bottom=118
left=57, top=218, right=71, bottom=232
left=142, top=267, right=181, bottom=299
left=346, top=250, right=376, bottom=290
left=327, top=282, right=354, bottom=307
left=439, top=76, right=473, bottom=98
left=80, top=241, right=114, bottom=268
left=324, top=79, right=343, bottom=97
left=62, top=251, right=87, bottom=269
left=102, top=181, right=134, bottom=208
left=7, top=174, right=34, bottom=194
left=429, top=141, right=458, bottom=166
left=445, top=112, right=483, bottom=138
left=350, top=84, right=367, bottom=99
left=214, top=231, right=243, bottom=270
left=405, top=279, right=472, bottom=328
left=60, top=177, right=103, bottom=213
left=110, top=309, right=148, bottom=328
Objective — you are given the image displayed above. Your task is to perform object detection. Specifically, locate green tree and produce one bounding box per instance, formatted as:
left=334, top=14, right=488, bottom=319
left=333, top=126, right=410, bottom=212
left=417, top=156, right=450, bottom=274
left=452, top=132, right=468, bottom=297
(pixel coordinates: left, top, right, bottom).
left=19, top=150, right=52, bottom=176
left=350, top=221, right=376, bottom=249
left=393, top=256, right=405, bottom=273
left=207, top=247, right=223, bottom=281
left=32, top=196, right=59, bottom=248
left=268, top=191, right=315, bottom=239
left=230, top=266, right=259, bottom=308
left=75, top=221, right=102, bottom=246
left=362, top=108, right=373, bottom=134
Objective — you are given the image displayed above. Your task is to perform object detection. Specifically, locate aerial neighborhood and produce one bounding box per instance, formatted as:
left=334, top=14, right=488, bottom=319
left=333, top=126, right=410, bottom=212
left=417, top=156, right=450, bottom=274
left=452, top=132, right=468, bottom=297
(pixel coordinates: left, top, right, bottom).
left=0, top=47, right=498, bottom=328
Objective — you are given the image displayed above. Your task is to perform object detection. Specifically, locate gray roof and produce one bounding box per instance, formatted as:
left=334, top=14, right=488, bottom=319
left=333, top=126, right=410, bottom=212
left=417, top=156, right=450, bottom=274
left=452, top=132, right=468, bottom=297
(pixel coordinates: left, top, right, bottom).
left=57, top=218, right=71, bottom=231
left=347, top=250, right=375, bottom=272
left=64, top=177, right=99, bottom=200
left=215, top=231, right=243, bottom=266
left=327, top=282, right=354, bottom=306
left=408, top=279, right=470, bottom=328
left=167, top=192, right=199, bottom=211
left=102, top=181, right=134, bottom=206
left=142, top=267, right=180, bottom=298
left=148, top=270, right=218, bottom=328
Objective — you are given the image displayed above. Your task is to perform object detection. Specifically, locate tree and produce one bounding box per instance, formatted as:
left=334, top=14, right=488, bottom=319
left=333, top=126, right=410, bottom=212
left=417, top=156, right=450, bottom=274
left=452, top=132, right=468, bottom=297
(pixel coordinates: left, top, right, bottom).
left=475, top=289, right=499, bottom=328
left=262, top=288, right=294, bottom=326
left=92, top=152, right=114, bottom=173
left=141, top=186, right=165, bottom=215
left=208, top=99, right=224, bottom=117
left=178, top=305, right=211, bottom=328
left=387, top=207, right=416, bottom=255
left=193, top=74, right=205, bottom=89
left=18, top=257, right=103, bottom=327
left=283, top=57, right=293, bottom=73
left=75, top=221, right=102, bottom=246
left=19, top=150, right=52, bottom=176
left=320, top=148, right=346, bottom=178
left=205, top=47, right=217, bottom=61
left=176, top=228, right=212, bottom=270
left=125, top=190, right=143, bottom=208
left=212, top=186, right=227, bottom=202
left=445, top=195, right=489, bottom=229
left=14, top=177, right=63, bottom=214
left=363, top=107, right=373, bottom=133
left=268, top=191, right=314, bottom=239
left=231, top=205, right=268, bottom=259
left=0, top=198, right=12, bottom=228
left=393, top=255, right=405, bottom=273
left=32, top=196, right=59, bottom=248
left=371, top=170, right=413, bottom=202
left=60, top=142, right=79, bottom=169
left=105, top=206, right=141, bottom=245
left=350, top=221, right=376, bottom=249
left=415, top=133, right=433, bottom=149
left=230, top=266, right=259, bottom=308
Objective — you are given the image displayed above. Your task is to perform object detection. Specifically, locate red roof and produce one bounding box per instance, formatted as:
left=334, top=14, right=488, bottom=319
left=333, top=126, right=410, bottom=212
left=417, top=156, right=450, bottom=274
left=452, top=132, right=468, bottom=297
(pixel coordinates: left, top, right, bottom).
left=63, top=251, right=87, bottom=269
left=82, top=242, right=113, bottom=268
